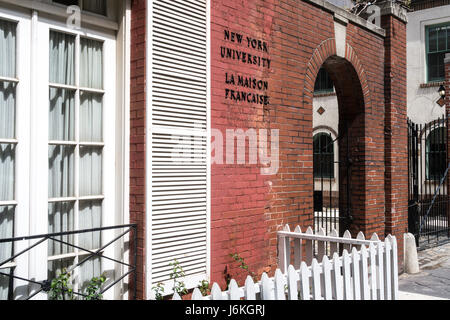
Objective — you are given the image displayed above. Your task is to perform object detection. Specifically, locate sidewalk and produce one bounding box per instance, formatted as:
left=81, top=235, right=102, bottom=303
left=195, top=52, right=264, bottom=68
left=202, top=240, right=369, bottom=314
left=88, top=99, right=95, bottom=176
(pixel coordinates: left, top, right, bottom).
left=398, top=242, right=450, bottom=300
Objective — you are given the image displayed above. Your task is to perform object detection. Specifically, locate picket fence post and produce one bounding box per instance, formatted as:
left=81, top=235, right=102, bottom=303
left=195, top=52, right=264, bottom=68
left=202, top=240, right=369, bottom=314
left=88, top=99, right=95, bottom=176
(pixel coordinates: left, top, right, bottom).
left=322, top=255, right=332, bottom=300
left=293, top=226, right=302, bottom=269
left=351, top=247, right=361, bottom=300
left=359, top=245, right=370, bottom=300
left=244, top=275, right=256, bottom=300
left=299, top=261, right=310, bottom=300
left=287, top=265, right=298, bottom=300
left=305, top=227, right=314, bottom=265
left=332, top=252, right=343, bottom=300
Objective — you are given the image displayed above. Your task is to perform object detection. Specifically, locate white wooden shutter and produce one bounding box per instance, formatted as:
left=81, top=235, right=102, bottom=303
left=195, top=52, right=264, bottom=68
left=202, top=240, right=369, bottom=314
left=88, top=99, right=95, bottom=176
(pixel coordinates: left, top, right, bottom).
left=149, top=0, right=208, bottom=287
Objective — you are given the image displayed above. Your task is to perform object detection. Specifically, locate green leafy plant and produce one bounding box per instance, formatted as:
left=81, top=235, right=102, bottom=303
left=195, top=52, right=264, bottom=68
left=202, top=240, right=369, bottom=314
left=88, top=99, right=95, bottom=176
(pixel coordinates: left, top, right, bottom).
left=229, top=253, right=257, bottom=280
left=48, top=268, right=74, bottom=300
left=169, top=259, right=188, bottom=296
left=84, top=273, right=106, bottom=300
left=198, top=279, right=210, bottom=296
left=152, top=282, right=165, bottom=300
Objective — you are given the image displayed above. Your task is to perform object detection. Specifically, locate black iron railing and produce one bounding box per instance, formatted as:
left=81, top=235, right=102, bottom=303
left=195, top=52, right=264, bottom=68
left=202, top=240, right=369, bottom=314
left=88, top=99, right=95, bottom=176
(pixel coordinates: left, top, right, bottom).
left=0, top=224, right=137, bottom=300
left=408, top=116, right=450, bottom=249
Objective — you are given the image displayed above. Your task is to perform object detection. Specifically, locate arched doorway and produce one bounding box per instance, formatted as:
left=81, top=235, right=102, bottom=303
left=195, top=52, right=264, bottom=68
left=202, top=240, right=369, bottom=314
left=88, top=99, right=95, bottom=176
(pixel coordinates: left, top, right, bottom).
left=311, top=55, right=366, bottom=237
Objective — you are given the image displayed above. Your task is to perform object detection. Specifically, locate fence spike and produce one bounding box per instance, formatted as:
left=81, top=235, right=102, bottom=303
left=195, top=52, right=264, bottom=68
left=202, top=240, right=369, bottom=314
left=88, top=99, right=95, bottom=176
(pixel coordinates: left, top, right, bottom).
left=294, top=226, right=302, bottom=269
left=228, top=279, right=240, bottom=300
left=299, top=261, right=310, bottom=300
left=305, top=227, right=314, bottom=265
left=274, top=269, right=286, bottom=300
left=357, top=231, right=365, bottom=240
left=172, top=292, right=182, bottom=300
left=360, top=245, right=370, bottom=300
left=342, top=249, right=353, bottom=300
left=322, top=256, right=332, bottom=300
left=376, top=240, right=384, bottom=300
left=343, top=230, right=352, bottom=252
left=317, top=228, right=326, bottom=259
left=311, top=259, right=322, bottom=300
left=260, top=272, right=273, bottom=300
left=332, top=252, right=343, bottom=300
left=284, top=224, right=291, bottom=232
left=244, top=275, right=256, bottom=300
left=389, top=235, right=399, bottom=300
left=191, top=288, right=204, bottom=300
left=370, top=233, right=379, bottom=241
left=383, top=235, right=392, bottom=300
left=287, top=265, right=299, bottom=300
left=211, top=283, right=223, bottom=300
left=351, top=247, right=361, bottom=300
left=368, top=242, right=377, bottom=300
left=330, top=229, right=339, bottom=255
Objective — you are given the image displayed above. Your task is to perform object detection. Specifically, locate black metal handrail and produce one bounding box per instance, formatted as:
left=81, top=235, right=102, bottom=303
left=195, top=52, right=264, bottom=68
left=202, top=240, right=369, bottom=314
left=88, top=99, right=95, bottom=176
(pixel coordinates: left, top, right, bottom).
left=0, top=224, right=137, bottom=300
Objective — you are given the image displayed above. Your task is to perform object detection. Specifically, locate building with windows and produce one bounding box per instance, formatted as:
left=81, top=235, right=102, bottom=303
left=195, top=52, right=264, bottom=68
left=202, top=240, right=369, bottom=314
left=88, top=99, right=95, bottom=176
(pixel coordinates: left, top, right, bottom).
left=0, top=0, right=409, bottom=300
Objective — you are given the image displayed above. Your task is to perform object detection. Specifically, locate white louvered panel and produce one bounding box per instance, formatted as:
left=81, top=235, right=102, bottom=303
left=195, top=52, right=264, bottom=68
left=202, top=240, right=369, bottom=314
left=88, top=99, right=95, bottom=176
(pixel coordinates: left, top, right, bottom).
left=150, top=0, right=208, bottom=287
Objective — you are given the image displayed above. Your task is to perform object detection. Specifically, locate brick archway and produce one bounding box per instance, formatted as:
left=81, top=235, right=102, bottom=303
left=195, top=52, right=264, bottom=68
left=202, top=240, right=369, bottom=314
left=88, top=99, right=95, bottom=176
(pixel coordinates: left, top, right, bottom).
left=304, top=39, right=378, bottom=237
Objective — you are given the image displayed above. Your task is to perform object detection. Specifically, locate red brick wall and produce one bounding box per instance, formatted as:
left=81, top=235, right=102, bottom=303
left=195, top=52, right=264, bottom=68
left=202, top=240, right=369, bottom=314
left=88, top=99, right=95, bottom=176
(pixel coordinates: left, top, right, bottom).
left=130, top=0, right=146, bottom=300
left=382, top=13, right=408, bottom=271
left=210, top=0, right=404, bottom=287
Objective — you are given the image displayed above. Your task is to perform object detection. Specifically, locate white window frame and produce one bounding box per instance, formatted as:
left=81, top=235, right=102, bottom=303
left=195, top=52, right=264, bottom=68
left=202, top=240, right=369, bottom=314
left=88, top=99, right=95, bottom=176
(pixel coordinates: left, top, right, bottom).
left=0, top=0, right=130, bottom=300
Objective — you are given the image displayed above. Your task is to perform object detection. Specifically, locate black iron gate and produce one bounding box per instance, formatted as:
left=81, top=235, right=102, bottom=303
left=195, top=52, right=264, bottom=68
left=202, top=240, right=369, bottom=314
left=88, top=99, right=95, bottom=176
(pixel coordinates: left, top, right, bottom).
left=313, top=128, right=352, bottom=236
left=408, top=116, right=450, bottom=249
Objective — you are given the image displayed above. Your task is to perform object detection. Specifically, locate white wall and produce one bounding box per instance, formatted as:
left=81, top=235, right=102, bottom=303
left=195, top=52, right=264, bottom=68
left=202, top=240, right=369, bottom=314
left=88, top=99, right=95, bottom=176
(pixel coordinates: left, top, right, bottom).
left=407, top=6, right=450, bottom=124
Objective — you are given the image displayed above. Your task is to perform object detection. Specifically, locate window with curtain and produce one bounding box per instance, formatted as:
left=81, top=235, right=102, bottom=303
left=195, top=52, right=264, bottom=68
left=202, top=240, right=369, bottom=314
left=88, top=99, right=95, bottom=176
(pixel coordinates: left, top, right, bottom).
left=48, top=30, right=104, bottom=291
left=426, top=23, right=450, bottom=82
left=314, top=68, right=334, bottom=93
left=0, top=19, right=17, bottom=301
left=313, top=132, right=334, bottom=179
left=426, top=127, right=446, bottom=181
left=52, top=0, right=107, bottom=16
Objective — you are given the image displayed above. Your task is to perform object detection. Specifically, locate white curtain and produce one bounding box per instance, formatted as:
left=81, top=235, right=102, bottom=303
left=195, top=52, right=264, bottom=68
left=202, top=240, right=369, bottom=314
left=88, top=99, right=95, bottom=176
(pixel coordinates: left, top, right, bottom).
left=83, top=0, right=106, bottom=15
left=0, top=20, right=16, bottom=78
left=48, top=202, right=74, bottom=256
left=49, top=31, right=75, bottom=85
left=49, top=88, right=75, bottom=141
left=48, top=145, right=75, bottom=198
left=79, top=147, right=102, bottom=197
left=80, top=38, right=103, bottom=89
left=80, top=92, right=102, bottom=142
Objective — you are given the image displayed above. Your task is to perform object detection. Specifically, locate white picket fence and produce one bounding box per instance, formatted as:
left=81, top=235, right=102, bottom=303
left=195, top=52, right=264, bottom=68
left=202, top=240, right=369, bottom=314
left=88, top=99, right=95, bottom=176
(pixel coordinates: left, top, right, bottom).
left=173, top=225, right=398, bottom=300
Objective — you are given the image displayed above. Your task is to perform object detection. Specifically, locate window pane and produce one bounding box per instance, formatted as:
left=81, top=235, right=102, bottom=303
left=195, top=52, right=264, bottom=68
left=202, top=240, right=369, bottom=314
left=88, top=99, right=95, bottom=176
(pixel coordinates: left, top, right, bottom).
left=80, top=256, right=101, bottom=292
left=83, top=0, right=106, bottom=15
left=428, top=28, right=437, bottom=52
left=438, top=27, right=447, bottom=52
left=0, top=144, right=15, bottom=201
left=49, top=31, right=75, bottom=85
left=80, top=38, right=103, bottom=89
left=0, top=82, right=15, bottom=140
left=78, top=200, right=102, bottom=250
left=0, top=206, right=14, bottom=261
left=428, top=52, right=445, bottom=81
left=313, top=133, right=334, bottom=178
left=0, top=20, right=16, bottom=78
left=79, top=147, right=102, bottom=196
left=80, top=92, right=102, bottom=142
left=48, top=145, right=75, bottom=198
left=0, top=267, right=13, bottom=300
left=48, top=202, right=75, bottom=256
left=49, top=88, right=75, bottom=141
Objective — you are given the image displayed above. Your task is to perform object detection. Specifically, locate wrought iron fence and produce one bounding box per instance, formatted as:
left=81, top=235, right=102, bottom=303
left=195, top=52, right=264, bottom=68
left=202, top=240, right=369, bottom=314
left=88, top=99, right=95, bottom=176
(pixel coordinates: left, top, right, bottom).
left=408, top=116, right=450, bottom=249
left=0, top=224, right=137, bottom=300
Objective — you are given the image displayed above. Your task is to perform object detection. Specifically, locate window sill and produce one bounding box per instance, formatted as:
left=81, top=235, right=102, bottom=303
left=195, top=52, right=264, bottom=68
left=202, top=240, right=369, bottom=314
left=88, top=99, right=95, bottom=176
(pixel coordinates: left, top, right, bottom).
left=420, top=81, right=444, bottom=88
